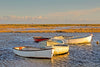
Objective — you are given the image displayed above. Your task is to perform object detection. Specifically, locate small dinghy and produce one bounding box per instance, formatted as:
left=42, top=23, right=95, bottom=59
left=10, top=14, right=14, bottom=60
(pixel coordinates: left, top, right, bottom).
left=33, top=36, right=50, bottom=42
left=49, top=34, right=93, bottom=44
left=13, top=46, right=54, bottom=58
left=51, top=45, right=69, bottom=55
left=66, top=34, right=93, bottom=44
left=47, top=39, right=65, bottom=46
left=39, top=41, right=69, bottom=55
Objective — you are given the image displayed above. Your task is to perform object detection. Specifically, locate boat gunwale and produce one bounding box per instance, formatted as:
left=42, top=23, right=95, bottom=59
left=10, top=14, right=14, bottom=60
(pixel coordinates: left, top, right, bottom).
left=69, top=35, right=92, bottom=39
left=13, top=47, right=53, bottom=51
left=34, top=38, right=50, bottom=39
left=53, top=44, right=69, bottom=46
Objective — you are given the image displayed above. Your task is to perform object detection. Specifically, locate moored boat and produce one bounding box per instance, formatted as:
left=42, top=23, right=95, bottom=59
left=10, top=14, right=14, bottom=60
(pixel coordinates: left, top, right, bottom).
left=39, top=41, right=69, bottom=55
left=66, top=34, right=93, bottom=44
left=50, top=34, right=93, bottom=44
left=13, top=46, right=54, bottom=58
left=33, top=36, right=50, bottom=42
left=51, top=45, right=69, bottom=55
left=47, top=39, right=65, bottom=46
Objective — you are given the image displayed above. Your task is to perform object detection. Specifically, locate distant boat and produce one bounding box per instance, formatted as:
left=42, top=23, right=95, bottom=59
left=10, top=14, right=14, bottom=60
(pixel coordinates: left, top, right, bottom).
left=13, top=46, right=54, bottom=59
left=47, top=34, right=93, bottom=44
left=33, top=36, right=50, bottom=42
left=66, top=34, right=93, bottom=44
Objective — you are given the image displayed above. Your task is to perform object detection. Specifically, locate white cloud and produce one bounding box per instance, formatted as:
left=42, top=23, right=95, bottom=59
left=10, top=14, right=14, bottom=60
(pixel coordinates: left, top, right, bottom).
left=0, top=16, right=47, bottom=22
left=48, top=8, right=100, bottom=17
left=0, top=8, right=100, bottom=24
left=47, top=8, right=100, bottom=22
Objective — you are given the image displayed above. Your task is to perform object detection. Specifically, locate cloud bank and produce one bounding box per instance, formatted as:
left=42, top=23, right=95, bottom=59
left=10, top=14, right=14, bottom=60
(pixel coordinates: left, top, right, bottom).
left=0, top=8, right=100, bottom=24
left=47, top=8, right=100, bottom=22
left=0, top=16, right=47, bottom=22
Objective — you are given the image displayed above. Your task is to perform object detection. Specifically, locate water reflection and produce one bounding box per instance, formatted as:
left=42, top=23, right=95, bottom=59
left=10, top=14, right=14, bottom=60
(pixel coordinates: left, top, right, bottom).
left=23, top=53, right=69, bottom=67
left=24, top=58, right=52, bottom=67
left=0, top=54, right=52, bottom=67
left=51, top=53, right=69, bottom=67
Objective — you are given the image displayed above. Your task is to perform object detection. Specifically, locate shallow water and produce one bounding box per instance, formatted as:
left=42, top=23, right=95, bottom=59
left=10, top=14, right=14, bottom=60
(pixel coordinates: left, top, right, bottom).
left=12, top=26, right=100, bottom=31
left=0, top=33, right=100, bottom=67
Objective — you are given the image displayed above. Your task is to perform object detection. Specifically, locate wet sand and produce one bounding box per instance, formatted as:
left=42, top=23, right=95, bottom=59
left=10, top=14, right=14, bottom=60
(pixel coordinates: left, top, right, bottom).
left=0, top=33, right=100, bottom=67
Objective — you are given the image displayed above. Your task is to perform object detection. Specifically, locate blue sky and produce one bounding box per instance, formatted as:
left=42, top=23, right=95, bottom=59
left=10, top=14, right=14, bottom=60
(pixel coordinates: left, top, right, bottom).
left=0, top=0, right=100, bottom=24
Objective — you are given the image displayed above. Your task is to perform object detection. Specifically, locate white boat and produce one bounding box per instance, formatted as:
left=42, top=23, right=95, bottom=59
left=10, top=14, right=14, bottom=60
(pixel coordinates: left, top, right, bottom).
left=47, top=39, right=65, bottom=46
left=66, top=34, right=93, bottom=44
left=13, top=46, right=54, bottom=58
left=48, top=34, right=93, bottom=44
left=51, top=45, right=69, bottom=55
left=39, top=41, right=69, bottom=55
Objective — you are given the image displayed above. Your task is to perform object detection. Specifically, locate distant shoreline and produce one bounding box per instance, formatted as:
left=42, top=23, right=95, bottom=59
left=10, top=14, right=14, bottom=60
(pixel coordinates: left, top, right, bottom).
left=0, top=24, right=100, bottom=33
